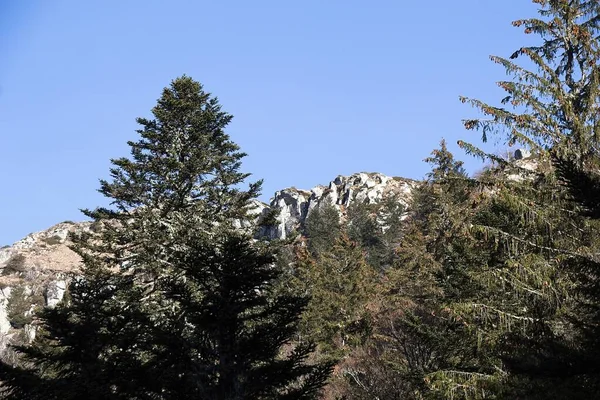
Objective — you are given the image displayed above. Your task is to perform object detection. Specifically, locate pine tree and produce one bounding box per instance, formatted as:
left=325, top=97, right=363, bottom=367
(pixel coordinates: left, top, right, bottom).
left=0, top=76, right=331, bottom=399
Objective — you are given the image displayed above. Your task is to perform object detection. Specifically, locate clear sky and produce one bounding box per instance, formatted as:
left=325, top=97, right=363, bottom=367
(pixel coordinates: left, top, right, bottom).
left=1, top=1, right=539, bottom=246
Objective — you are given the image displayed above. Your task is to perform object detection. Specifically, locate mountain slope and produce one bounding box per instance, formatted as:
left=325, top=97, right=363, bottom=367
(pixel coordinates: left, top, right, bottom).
left=0, top=172, right=416, bottom=360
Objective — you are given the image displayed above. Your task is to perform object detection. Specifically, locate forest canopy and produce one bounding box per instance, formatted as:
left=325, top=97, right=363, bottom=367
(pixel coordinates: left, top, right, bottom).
left=3, top=1, right=600, bottom=399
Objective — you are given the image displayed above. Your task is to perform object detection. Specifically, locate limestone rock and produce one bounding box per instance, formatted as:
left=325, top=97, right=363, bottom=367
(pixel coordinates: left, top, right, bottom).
left=270, top=188, right=311, bottom=240
left=0, top=288, right=12, bottom=335
left=45, top=279, right=67, bottom=308
left=260, top=173, right=417, bottom=240
left=507, top=154, right=539, bottom=182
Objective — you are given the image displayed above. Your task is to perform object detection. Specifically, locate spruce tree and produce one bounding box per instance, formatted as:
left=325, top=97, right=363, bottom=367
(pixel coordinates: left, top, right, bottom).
left=0, top=76, right=331, bottom=399
left=452, top=1, right=600, bottom=397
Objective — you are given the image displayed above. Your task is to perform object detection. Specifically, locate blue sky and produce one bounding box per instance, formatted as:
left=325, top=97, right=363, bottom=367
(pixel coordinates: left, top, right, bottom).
left=1, top=1, right=538, bottom=245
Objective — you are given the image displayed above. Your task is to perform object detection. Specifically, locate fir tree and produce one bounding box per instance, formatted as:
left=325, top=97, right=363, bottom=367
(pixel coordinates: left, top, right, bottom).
left=303, top=202, right=342, bottom=257
left=0, top=76, right=331, bottom=399
left=453, top=1, right=600, bottom=397
left=133, top=231, right=333, bottom=399
left=295, top=234, right=376, bottom=361
left=346, top=201, right=388, bottom=270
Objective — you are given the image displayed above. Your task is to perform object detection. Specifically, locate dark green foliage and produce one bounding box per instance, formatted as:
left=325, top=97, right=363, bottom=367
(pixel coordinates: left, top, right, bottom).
left=378, top=194, right=405, bottom=245
left=304, top=203, right=341, bottom=256
left=345, top=197, right=405, bottom=271
left=295, top=234, right=376, bottom=361
left=0, top=259, right=145, bottom=399
left=543, top=156, right=600, bottom=398
left=554, top=154, right=600, bottom=218
left=347, top=202, right=382, bottom=249
left=0, top=76, right=330, bottom=399
left=346, top=202, right=386, bottom=269
left=7, top=286, right=37, bottom=329
left=410, top=140, right=475, bottom=302
left=142, top=232, right=333, bottom=399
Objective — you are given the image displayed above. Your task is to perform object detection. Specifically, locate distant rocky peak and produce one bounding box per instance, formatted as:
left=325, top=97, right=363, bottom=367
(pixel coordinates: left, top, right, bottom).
left=265, top=172, right=417, bottom=240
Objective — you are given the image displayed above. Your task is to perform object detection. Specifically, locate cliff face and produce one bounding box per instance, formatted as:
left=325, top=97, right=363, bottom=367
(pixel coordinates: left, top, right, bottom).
left=0, top=221, right=87, bottom=354
left=0, top=172, right=416, bottom=358
left=262, top=172, right=416, bottom=240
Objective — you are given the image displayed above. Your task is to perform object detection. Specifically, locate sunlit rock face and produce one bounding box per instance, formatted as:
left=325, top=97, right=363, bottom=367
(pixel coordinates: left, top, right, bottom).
left=263, top=173, right=417, bottom=240
left=0, top=221, right=88, bottom=357
left=506, top=149, right=538, bottom=182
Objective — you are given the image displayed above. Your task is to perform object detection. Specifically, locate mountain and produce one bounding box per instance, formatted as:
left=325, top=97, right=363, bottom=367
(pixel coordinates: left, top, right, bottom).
left=0, top=172, right=416, bottom=360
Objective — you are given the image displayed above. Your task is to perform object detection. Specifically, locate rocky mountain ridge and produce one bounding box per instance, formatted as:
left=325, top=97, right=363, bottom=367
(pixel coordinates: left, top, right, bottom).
left=265, top=172, right=416, bottom=239
left=0, top=172, right=417, bottom=356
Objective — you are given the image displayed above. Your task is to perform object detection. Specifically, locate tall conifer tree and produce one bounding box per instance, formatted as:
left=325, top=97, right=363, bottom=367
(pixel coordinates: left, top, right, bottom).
left=452, top=1, right=600, bottom=397
left=0, top=76, right=331, bottom=399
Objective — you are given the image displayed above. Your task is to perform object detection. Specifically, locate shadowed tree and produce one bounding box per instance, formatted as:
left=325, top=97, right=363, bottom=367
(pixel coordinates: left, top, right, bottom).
left=0, top=76, right=331, bottom=399
left=453, top=1, right=600, bottom=397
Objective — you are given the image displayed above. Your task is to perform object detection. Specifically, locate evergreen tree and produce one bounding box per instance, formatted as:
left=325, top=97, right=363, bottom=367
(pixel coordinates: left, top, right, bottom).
left=453, top=1, right=600, bottom=397
left=135, top=231, right=333, bottom=399
left=346, top=201, right=388, bottom=270
left=319, top=142, right=479, bottom=400
left=390, top=140, right=474, bottom=302
left=303, top=202, right=342, bottom=257
left=358, top=142, right=486, bottom=400
left=0, top=76, right=331, bottom=399
left=552, top=154, right=600, bottom=390
left=295, top=234, right=376, bottom=361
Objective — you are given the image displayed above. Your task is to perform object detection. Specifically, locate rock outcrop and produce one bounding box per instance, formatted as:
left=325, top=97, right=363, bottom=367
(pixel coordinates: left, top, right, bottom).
left=263, top=172, right=416, bottom=240
left=0, top=221, right=88, bottom=354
